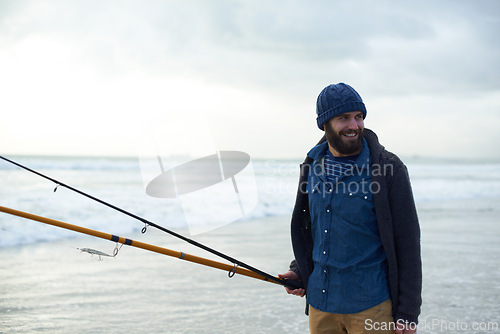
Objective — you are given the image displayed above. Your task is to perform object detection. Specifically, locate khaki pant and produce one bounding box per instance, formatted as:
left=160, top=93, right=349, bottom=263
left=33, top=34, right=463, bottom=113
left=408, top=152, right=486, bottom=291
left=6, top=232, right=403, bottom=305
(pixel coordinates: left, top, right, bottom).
left=309, top=299, right=394, bottom=334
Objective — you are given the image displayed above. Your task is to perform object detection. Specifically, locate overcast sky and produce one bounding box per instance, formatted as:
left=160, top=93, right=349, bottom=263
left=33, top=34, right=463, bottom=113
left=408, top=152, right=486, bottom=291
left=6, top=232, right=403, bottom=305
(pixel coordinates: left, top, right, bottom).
left=1, top=0, right=499, bottom=160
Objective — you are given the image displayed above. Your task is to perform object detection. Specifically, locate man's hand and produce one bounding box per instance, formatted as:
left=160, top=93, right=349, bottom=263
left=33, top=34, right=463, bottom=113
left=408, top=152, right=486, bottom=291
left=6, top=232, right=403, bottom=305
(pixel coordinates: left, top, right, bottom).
left=278, top=271, right=305, bottom=297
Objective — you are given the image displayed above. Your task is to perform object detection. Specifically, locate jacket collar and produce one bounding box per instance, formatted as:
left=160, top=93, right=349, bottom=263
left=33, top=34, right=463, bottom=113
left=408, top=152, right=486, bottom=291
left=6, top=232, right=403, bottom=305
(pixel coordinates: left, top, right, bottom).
left=307, top=141, right=329, bottom=160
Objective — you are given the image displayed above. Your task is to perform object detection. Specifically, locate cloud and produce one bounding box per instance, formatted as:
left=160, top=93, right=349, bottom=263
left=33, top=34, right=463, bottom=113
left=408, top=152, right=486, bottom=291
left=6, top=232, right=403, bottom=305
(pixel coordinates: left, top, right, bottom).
left=2, top=0, right=498, bottom=94
left=0, top=0, right=499, bottom=158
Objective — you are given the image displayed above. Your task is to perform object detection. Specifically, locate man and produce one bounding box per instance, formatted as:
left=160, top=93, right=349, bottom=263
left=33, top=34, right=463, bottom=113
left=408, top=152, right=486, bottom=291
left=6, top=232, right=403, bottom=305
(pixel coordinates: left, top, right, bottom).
left=279, top=83, right=421, bottom=334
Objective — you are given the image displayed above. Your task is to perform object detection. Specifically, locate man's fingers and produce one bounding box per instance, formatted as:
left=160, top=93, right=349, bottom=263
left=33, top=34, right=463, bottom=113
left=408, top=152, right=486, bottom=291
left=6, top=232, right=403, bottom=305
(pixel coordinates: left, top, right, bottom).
left=286, top=288, right=305, bottom=297
left=279, top=272, right=304, bottom=296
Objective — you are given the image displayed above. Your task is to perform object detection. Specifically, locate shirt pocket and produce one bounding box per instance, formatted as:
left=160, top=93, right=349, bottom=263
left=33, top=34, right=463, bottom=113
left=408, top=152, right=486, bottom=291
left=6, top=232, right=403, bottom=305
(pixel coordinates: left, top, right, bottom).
left=336, top=177, right=375, bottom=223
left=308, top=182, right=328, bottom=213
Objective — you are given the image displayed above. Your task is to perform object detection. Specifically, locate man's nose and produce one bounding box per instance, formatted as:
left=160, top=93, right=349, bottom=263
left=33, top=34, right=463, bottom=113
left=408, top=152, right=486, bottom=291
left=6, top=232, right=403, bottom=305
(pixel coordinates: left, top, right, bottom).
left=347, top=117, right=359, bottom=129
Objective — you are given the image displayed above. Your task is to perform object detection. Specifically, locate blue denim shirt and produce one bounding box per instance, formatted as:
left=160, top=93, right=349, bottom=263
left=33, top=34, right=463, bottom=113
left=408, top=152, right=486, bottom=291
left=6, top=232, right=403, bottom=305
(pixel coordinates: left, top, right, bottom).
left=306, top=139, right=390, bottom=314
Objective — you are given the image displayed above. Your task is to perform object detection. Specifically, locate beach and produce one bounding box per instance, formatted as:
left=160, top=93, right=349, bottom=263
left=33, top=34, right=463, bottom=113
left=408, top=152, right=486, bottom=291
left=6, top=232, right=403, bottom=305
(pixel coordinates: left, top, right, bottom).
left=1, top=156, right=499, bottom=333
left=0, top=215, right=310, bottom=334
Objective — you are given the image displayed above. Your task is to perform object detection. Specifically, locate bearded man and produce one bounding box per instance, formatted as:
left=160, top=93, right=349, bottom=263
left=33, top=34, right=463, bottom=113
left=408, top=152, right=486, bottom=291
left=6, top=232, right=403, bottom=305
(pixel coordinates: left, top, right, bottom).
left=279, top=83, right=422, bottom=334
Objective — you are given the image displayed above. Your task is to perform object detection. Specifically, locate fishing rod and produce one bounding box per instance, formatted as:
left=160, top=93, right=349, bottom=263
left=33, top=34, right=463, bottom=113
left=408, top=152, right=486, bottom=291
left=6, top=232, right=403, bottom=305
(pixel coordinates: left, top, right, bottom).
left=0, top=155, right=302, bottom=290
left=0, top=206, right=281, bottom=284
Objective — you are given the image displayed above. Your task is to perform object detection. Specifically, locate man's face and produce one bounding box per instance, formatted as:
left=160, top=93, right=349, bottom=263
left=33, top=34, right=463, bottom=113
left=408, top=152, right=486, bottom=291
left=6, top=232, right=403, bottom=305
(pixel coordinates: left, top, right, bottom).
left=323, top=111, right=364, bottom=157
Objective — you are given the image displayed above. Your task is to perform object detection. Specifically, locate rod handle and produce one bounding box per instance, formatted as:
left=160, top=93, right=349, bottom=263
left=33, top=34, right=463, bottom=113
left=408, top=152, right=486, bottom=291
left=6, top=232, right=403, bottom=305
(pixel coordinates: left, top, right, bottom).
left=282, top=279, right=304, bottom=290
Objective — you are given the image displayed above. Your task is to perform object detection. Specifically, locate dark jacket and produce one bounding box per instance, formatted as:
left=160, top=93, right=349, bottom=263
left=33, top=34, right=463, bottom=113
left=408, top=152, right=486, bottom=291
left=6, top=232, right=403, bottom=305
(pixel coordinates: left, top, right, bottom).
left=289, top=128, right=422, bottom=324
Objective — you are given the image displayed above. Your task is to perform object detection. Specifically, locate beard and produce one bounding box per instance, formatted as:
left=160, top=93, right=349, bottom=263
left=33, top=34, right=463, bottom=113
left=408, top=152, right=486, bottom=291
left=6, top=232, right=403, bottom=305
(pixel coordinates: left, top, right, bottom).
left=324, top=123, right=364, bottom=156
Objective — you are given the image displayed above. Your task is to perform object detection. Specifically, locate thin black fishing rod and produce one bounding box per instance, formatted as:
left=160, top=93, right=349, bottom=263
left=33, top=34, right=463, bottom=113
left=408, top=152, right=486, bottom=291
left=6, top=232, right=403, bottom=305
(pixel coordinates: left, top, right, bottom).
left=0, top=155, right=302, bottom=290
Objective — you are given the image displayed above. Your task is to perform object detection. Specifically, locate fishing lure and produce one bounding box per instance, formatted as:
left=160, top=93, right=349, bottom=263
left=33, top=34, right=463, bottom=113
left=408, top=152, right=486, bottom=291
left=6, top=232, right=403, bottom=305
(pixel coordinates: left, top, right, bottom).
left=78, top=248, right=114, bottom=261
left=78, top=242, right=123, bottom=260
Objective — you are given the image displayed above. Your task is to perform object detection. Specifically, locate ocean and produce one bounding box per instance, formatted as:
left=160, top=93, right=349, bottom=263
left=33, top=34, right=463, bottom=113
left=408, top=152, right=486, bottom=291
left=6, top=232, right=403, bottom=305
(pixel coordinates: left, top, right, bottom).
left=0, top=155, right=499, bottom=333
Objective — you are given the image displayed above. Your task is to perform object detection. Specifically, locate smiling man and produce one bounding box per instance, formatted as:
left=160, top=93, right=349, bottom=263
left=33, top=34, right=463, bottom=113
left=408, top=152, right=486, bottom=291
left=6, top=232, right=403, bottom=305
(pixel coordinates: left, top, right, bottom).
left=279, top=83, right=422, bottom=334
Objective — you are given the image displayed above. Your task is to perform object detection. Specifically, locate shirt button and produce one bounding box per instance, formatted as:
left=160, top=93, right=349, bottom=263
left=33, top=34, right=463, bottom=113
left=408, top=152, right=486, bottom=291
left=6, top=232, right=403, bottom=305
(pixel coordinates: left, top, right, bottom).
left=324, top=229, right=328, bottom=233
left=364, top=195, right=368, bottom=199
left=323, top=269, right=327, bottom=273
left=326, top=209, right=330, bottom=213
left=322, top=290, right=326, bottom=293
left=349, top=192, right=353, bottom=196
left=323, top=251, right=326, bottom=255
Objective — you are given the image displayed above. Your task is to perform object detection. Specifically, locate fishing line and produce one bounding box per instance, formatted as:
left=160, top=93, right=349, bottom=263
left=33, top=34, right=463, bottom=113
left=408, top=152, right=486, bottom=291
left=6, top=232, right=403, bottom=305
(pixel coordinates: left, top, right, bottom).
left=0, top=155, right=302, bottom=289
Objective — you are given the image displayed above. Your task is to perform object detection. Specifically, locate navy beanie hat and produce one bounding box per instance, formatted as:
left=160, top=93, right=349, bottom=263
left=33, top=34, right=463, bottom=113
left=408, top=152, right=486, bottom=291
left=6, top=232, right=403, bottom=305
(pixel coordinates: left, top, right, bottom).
left=316, top=83, right=367, bottom=130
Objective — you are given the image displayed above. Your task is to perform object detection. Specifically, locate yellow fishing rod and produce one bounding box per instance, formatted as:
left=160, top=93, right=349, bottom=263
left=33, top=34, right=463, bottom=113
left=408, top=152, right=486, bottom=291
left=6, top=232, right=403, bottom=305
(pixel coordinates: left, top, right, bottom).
left=0, top=155, right=302, bottom=290
left=0, top=205, right=280, bottom=285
